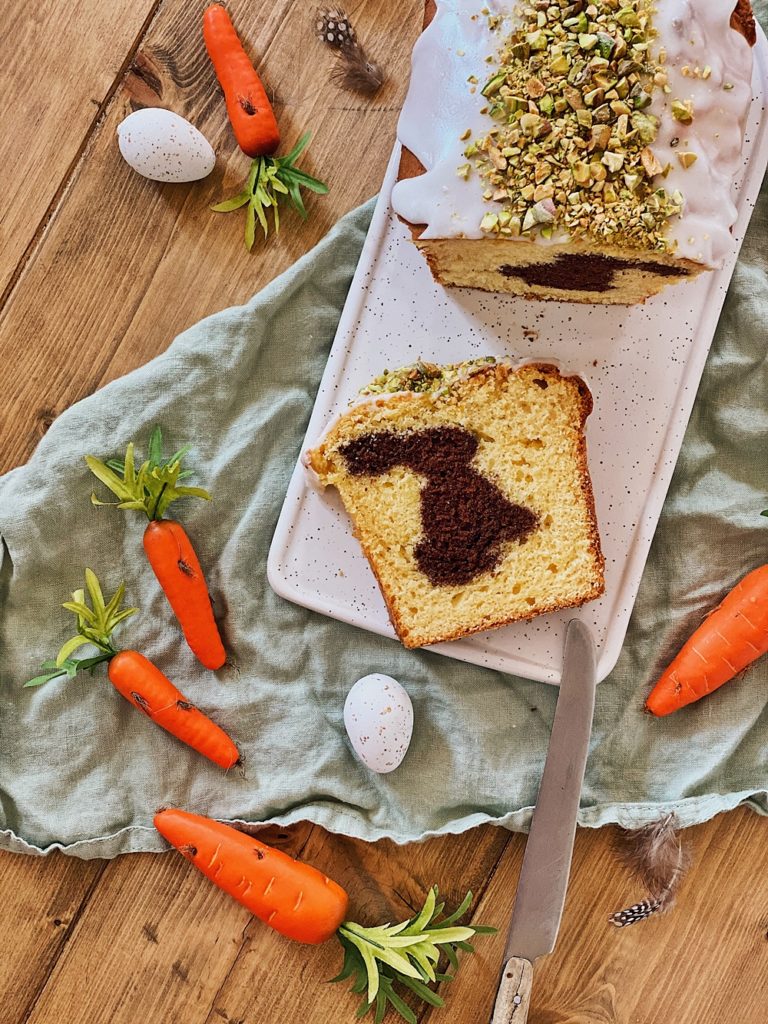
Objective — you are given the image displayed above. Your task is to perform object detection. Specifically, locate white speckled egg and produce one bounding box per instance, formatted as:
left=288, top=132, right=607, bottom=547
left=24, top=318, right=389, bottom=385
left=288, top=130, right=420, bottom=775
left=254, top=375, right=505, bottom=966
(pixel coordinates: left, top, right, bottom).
left=117, top=108, right=215, bottom=183
left=343, top=674, right=413, bottom=774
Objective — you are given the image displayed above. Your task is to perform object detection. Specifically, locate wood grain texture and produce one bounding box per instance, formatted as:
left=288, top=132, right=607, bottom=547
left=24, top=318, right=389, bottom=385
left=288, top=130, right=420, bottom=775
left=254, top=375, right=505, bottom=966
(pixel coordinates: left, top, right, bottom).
left=1, top=2, right=767, bottom=1024
left=421, top=809, right=768, bottom=1024
left=22, top=825, right=313, bottom=1024
left=0, top=0, right=423, bottom=473
left=0, top=853, right=104, bottom=1024
left=0, top=0, right=161, bottom=300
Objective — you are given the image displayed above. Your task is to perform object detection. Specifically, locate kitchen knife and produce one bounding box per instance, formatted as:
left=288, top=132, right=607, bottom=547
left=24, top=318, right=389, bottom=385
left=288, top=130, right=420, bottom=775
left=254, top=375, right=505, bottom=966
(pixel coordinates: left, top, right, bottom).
left=490, top=619, right=597, bottom=1024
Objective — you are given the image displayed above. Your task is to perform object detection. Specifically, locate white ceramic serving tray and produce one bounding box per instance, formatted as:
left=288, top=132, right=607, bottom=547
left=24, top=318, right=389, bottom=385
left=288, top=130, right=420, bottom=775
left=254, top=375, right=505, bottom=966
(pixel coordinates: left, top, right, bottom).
left=269, top=32, right=768, bottom=685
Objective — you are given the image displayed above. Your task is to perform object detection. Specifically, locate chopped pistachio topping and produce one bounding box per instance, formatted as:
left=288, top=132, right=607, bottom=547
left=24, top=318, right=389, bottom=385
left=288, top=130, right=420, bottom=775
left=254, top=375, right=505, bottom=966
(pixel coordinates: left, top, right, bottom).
left=469, top=0, right=684, bottom=252
left=682, top=64, right=712, bottom=80
left=670, top=99, right=693, bottom=123
left=640, top=145, right=663, bottom=176
left=676, top=151, right=698, bottom=169
left=361, top=358, right=498, bottom=397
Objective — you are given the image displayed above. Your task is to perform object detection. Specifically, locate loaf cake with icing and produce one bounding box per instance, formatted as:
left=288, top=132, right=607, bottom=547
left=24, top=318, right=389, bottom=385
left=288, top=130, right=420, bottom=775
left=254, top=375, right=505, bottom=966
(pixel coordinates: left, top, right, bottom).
left=392, top=0, right=757, bottom=304
left=306, top=360, right=604, bottom=648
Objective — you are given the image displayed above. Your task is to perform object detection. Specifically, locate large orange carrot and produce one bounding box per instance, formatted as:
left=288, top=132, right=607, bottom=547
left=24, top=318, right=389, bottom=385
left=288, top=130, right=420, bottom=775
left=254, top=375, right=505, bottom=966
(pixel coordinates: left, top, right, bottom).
left=86, top=426, right=226, bottom=671
left=109, top=651, right=239, bottom=769
left=155, top=809, right=348, bottom=943
left=143, top=520, right=225, bottom=670
left=24, top=571, right=239, bottom=770
left=646, top=564, right=768, bottom=716
left=203, top=4, right=280, bottom=158
left=154, top=810, right=494, bottom=1020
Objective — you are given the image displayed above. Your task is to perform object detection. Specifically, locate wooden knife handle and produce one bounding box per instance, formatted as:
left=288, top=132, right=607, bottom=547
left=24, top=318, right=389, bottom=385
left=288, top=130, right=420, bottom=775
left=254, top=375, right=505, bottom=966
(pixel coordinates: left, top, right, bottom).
left=490, top=957, right=533, bottom=1024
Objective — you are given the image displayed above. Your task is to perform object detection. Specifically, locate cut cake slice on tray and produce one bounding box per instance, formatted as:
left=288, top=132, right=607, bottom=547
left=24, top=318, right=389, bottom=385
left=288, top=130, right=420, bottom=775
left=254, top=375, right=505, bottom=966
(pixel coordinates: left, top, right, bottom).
left=306, top=360, right=604, bottom=648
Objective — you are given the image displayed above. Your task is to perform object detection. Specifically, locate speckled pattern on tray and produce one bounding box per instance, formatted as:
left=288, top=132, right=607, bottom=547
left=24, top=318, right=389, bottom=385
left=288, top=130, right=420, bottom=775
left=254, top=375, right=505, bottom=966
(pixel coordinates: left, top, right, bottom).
left=268, top=33, right=768, bottom=685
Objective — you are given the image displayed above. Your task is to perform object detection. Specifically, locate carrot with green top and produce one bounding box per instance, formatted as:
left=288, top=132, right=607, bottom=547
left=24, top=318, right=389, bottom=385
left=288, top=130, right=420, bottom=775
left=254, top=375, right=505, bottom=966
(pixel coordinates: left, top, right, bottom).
left=24, top=572, right=240, bottom=769
left=86, top=426, right=226, bottom=671
left=154, top=809, right=494, bottom=1023
left=646, top=563, right=768, bottom=716
left=203, top=4, right=328, bottom=247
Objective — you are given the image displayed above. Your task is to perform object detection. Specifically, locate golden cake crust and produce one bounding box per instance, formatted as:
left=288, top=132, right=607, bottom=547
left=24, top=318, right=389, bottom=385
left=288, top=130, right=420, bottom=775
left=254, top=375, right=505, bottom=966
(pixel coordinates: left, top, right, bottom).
left=731, top=0, right=757, bottom=45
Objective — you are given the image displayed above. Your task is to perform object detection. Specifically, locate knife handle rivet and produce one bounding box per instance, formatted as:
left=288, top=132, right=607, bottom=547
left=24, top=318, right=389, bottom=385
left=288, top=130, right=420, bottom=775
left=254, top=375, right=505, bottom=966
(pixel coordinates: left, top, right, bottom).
left=513, top=996, right=522, bottom=1005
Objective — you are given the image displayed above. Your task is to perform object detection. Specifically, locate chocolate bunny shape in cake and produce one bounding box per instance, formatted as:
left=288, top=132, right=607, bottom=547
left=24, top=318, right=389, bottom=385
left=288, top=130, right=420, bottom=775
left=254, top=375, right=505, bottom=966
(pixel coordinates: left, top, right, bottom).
left=339, top=426, right=538, bottom=586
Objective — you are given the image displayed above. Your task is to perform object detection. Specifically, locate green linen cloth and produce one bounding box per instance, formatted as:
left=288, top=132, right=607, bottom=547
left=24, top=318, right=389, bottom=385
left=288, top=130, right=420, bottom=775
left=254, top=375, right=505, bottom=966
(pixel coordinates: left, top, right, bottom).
left=1, top=141, right=767, bottom=859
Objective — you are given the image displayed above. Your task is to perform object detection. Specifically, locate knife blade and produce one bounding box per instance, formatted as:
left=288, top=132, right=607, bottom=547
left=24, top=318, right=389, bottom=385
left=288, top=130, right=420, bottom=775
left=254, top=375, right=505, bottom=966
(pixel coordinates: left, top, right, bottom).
left=490, top=619, right=597, bottom=1023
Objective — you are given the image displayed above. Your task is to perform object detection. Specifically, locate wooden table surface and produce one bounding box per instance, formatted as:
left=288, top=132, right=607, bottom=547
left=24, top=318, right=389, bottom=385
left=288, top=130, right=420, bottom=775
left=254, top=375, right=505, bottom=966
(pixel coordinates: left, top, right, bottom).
left=1, top=3, right=766, bottom=1022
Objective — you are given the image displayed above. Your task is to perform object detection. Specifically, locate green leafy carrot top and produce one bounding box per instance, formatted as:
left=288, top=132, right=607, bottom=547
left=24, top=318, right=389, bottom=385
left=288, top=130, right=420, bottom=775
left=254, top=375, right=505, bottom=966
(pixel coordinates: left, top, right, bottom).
left=334, top=887, right=494, bottom=1023
left=86, top=426, right=210, bottom=521
left=25, top=570, right=136, bottom=688
left=212, top=132, right=328, bottom=249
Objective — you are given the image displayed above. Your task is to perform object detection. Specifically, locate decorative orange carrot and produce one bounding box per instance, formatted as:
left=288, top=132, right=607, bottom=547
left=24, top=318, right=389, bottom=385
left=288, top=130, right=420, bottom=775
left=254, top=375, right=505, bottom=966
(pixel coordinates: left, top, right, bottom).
left=646, top=564, right=768, bottom=716
left=155, top=809, right=494, bottom=1023
left=142, top=519, right=225, bottom=670
left=86, top=426, right=226, bottom=671
left=203, top=4, right=328, bottom=247
left=108, top=651, right=238, bottom=768
left=24, top=572, right=240, bottom=769
left=155, top=808, right=348, bottom=943
left=203, top=3, right=280, bottom=158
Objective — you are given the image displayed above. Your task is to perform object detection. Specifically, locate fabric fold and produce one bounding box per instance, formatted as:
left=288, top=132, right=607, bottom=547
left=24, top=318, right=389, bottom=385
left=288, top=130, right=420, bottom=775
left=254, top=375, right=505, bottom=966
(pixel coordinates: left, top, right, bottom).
left=1, top=170, right=766, bottom=858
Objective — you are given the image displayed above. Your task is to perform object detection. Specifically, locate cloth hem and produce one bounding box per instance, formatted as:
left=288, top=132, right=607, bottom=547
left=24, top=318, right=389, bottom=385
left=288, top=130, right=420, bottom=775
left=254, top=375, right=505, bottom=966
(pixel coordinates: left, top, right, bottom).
left=3, top=787, right=765, bottom=859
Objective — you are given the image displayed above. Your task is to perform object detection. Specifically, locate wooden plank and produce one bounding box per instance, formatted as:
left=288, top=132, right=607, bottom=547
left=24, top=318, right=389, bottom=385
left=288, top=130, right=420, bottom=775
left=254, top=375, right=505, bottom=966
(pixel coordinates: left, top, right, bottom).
left=420, top=808, right=768, bottom=1024
left=23, top=824, right=314, bottom=1024
left=20, top=824, right=508, bottom=1024
left=0, top=0, right=161, bottom=301
left=0, top=852, right=104, bottom=1023
left=8, top=812, right=767, bottom=1024
left=201, top=825, right=511, bottom=1024
left=0, top=0, right=424, bottom=473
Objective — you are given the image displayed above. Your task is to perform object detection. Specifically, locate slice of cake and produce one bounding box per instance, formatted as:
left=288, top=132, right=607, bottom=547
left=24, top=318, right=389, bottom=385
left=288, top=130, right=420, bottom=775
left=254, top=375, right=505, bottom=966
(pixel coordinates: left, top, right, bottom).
left=306, top=360, right=604, bottom=648
left=392, top=1, right=757, bottom=304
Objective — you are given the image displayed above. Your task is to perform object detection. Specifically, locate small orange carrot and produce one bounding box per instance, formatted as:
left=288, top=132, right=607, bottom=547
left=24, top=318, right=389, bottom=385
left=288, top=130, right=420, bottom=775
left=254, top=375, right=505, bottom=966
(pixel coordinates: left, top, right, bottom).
left=155, top=809, right=348, bottom=944
left=204, top=4, right=280, bottom=157
left=203, top=4, right=280, bottom=158
left=646, top=564, right=768, bottom=716
left=86, top=426, right=226, bottom=671
left=109, top=651, right=238, bottom=769
left=143, top=520, right=225, bottom=671
left=203, top=6, right=328, bottom=248
left=24, top=571, right=239, bottom=770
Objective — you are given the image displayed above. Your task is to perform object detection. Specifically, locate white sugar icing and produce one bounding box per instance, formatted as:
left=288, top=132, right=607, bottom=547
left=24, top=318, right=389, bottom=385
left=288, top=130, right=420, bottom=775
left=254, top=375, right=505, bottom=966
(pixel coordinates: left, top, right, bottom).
left=392, top=1, right=510, bottom=239
left=649, top=2, right=754, bottom=264
left=391, top=0, right=755, bottom=267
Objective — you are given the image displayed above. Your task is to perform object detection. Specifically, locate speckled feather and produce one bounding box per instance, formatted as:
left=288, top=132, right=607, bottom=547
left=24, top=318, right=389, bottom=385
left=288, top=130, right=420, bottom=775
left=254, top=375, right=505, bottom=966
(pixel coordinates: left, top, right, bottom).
left=315, top=7, right=357, bottom=48
left=315, top=6, right=384, bottom=95
left=610, top=814, right=690, bottom=927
